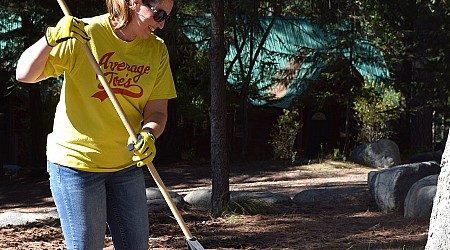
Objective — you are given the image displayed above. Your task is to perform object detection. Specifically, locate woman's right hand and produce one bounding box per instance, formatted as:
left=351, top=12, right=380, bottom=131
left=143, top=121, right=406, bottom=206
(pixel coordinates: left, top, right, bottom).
left=45, top=16, right=90, bottom=47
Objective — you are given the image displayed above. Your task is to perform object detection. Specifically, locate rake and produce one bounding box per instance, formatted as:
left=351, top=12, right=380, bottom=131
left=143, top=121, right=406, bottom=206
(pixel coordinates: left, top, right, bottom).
left=55, top=0, right=205, bottom=249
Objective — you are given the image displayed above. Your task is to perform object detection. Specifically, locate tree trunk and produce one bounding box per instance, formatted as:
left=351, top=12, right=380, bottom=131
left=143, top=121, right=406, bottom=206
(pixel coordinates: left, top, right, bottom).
left=210, top=0, right=229, bottom=217
left=0, top=104, right=4, bottom=178
left=425, top=130, right=450, bottom=249
left=410, top=106, right=433, bottom=151
left=397, top=1, right=416, bottom=152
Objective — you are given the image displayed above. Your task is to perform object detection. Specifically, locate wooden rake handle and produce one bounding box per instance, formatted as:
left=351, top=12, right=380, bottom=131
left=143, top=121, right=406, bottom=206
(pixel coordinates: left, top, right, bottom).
left=56, top=0, right=195, bottom=241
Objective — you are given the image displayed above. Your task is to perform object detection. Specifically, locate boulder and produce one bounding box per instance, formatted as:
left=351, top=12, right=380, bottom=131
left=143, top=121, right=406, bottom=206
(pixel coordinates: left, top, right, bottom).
left=350, top=139, right=401, bottom=168
left=231, top=191, right=292, bottom=206
left=404, top=174, right=438, bottom=219
left=183, top=189, right=212, bottom=208
left=183, top=189, right=292, bottom=209
left=145, top=187, right=184, bottom=211
left=0, top=209, right=58, bottom=227
left=368, top=161, right=440, bottom=213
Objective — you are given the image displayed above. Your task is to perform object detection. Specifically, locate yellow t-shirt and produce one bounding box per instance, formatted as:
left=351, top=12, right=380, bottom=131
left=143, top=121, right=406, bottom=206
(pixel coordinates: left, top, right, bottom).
left=44, top=14, right=177, bottom=172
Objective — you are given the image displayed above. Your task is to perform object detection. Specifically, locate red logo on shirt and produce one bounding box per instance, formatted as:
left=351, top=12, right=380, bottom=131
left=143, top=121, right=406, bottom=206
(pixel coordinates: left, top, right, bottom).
left=91, top=52, right=151, bottom=101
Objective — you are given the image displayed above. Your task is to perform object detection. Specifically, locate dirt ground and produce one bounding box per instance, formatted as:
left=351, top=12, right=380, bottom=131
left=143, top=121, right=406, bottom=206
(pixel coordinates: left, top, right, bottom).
left=0, top=160, right=429, bottom=250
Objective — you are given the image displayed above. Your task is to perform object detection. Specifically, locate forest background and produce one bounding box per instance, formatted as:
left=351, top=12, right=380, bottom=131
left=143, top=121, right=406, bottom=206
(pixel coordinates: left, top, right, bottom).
left=2, top=0, right=450, bottom=206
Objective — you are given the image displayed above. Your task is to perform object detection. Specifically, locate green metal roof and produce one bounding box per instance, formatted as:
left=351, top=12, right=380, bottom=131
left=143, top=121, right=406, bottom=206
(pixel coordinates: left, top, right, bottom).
left=183, top=16, right=390, bottom=108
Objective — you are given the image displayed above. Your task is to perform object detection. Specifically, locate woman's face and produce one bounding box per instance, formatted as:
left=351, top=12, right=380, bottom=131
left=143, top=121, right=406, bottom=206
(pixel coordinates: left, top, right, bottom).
left=132, top=0, right=173, bottom=39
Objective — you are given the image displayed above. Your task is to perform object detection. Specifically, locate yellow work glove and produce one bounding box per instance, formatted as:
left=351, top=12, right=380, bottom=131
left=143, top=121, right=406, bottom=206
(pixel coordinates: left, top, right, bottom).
left=128, top=131, right=156, bottom=167
left=45, top=16, right=90, bottom=47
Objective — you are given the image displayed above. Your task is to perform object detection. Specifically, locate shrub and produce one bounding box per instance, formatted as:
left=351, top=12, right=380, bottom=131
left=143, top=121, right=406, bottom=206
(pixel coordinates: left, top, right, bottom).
left=353, top=81, right=400, bottom=143
left=270, top=109, right=301, bottom=161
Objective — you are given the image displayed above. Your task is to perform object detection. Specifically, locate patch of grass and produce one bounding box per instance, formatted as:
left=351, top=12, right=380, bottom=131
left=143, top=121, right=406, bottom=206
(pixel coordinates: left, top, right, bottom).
left=228, top=197, right=271, bottom=215
left=223, top=213, right=245, bottom=224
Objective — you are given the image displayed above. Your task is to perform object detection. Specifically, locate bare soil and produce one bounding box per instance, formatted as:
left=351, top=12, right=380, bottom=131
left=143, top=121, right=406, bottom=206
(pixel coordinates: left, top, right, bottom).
left=0, top=160, right=429, bottom=249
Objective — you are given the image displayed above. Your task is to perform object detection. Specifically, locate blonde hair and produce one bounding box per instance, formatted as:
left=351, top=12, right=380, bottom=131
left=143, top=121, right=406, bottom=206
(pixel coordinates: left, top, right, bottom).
left=106, top=0, right=132, bottom=29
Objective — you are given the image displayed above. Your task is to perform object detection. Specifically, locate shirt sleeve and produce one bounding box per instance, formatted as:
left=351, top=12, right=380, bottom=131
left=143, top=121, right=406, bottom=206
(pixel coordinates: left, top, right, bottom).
left=149, top=43, right=177, bottom=100
left=43, top=39, right=78, bottom=79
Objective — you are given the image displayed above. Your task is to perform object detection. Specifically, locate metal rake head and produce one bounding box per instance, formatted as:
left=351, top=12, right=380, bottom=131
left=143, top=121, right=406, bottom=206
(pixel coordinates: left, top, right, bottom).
left=186, top=237, right=205, bottom=250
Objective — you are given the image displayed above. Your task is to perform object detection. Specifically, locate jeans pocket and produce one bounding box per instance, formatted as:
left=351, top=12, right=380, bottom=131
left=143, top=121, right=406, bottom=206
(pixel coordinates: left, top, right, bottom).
left=47, top=161, right=62, bottom=184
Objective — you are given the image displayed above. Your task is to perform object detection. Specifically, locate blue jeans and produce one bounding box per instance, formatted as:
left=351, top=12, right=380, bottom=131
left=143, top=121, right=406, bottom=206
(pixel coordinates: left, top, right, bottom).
left=47, top=162, right=149, bottom=250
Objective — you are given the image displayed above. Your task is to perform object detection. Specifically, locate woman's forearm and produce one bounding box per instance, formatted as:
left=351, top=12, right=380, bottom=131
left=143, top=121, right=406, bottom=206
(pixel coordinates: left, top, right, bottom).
left=142, top=112, right=167, bottom=138
left=142, top=99, right=169, bottom=138
left=16, top=36, right=53, bottom=83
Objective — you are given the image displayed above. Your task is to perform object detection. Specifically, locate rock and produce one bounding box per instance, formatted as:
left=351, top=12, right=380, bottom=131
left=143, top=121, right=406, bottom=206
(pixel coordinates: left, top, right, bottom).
left=350, top=139, right=401, bottom=168
left=0, top=209, right=58, bottom=227
left=404, top=175, right=438, bottom=219
left=231, top=191, right=292, bottom=206
left=183, top=189, right=292, bottom=209
left=368, top=161, right=440, bottom=213
left=145, top=187, right=184, bottom=211
left=183, top=189, right=212, bottom=208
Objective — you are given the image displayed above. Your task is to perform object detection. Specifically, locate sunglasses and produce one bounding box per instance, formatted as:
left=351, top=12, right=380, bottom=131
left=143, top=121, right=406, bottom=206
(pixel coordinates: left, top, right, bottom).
left=143, top=2, right=170, bottom=22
